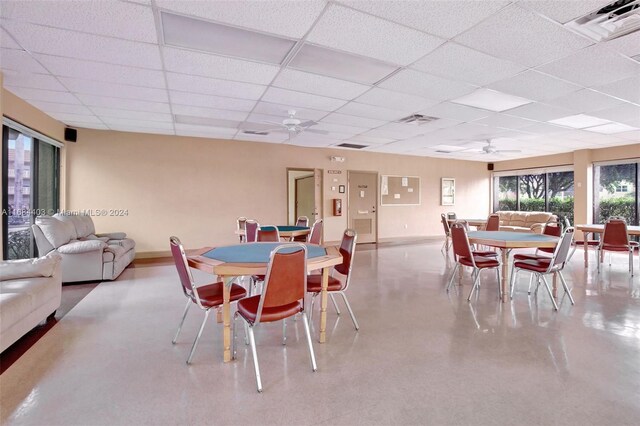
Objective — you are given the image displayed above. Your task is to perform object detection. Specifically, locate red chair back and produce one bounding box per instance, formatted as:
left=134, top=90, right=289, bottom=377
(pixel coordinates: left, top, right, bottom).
left=334, top=229, right=357, bottom=289
left=441, top=213, right=451, bottom=236
left=602, top=218, right=630, bottom=247
left=245, top=220, right=259, bottom=243
left=258, top=226, right=280, bottom=242
left=486, top=214, right=500, bottom=231
left=296, top=216, right=309, bottom=227
left=308, top=219, right=323, bottom=244
left=450, top=223, right=473, bottom=259
left=259, top=245, right=307, bottom=316
left=170, top=236, right=194, bottom=295
left=539, top=222, right=563, bottom=253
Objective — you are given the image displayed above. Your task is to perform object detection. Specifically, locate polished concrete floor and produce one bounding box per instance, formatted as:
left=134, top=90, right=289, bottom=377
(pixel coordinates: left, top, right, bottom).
left=1, top=242, right=639, bottom=425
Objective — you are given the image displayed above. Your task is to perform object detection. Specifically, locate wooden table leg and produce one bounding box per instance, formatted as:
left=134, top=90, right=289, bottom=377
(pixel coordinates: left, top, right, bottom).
left=501, top=249, right=508, bottom=303
left=222, top=276, right=232, bottom=362
left=319, top=267, right=329, bottom=343
left=584, top=233, right=589, bottom=268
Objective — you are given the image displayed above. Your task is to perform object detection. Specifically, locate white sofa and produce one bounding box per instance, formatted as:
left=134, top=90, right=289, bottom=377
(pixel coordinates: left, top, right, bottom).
left=0, top=253, right=62, bottom=353
left=495, top=211, right=557, bottom=234
left=32, top=213, right=135, bottom=283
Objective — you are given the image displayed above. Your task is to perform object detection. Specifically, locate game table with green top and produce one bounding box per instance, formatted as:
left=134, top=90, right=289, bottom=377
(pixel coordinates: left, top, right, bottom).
left=188, top=242, right=342, bottom=362
left=467, top=231, right=560, bottom=303
left=235, top=225, right=310, bottom=240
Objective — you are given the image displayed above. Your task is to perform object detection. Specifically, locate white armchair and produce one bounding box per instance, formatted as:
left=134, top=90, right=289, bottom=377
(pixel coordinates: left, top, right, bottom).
left=32, top=213, right=135, bottom=283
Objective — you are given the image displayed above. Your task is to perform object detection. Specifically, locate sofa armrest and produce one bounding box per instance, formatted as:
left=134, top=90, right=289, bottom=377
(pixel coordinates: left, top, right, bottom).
left=57, top=240, right=107, bottom=254
left=0, top=253, right=62, bottom=281
left=529, top=223, right=545, bottom=234
left=96, top=232, right=127, bottom=240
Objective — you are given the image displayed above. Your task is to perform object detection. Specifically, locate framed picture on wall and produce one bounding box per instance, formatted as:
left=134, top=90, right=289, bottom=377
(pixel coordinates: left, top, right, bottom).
left=441, top=178, right=455, bottom=206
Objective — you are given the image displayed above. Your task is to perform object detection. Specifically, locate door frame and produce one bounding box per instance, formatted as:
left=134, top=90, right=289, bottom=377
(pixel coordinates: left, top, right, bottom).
left=294, top=174, right=314, bottom=220
left=286, top=167, right=323, bottom=225
left=347, top=170, right=379, bottom=244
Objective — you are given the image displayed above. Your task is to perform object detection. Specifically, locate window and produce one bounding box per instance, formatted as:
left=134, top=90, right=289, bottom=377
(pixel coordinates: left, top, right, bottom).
left=594, top=162, right=638, bottom=226
left=493, top=168, right=574, bottom=224
left=2, top=120, right=61, bottom=259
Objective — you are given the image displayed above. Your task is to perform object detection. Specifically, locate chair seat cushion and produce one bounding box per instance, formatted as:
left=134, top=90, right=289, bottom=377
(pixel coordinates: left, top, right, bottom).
left=472, top=250, right=498, bottom=257
left=195, top=283, right=246, bottom=308
left=513, top=253, right=551, bottom=261
left=306, top=274, right=343, bottom=292
left=459, top=256, right=499, bottom=268
left=602, top=243, right=633, bottom=252
left=514, top=258, right=551, bottom=273
left=237, top=295, right=301, bottom=324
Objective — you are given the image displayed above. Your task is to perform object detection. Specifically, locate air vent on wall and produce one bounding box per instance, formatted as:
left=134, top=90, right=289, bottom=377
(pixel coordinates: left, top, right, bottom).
left=395, top=114, right=439, bottom=125
left=243, top=130, right=269, bottom=136
left=565, top=0, right=640, bottom=42
left=337, top=143, right=367, bottom=149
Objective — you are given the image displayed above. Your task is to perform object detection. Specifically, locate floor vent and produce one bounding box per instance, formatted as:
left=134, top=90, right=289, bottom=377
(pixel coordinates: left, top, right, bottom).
left=337, top=143, right=368, bottom=149
left=565, top=0, right=640, bottom=42
left=395, top=114, right=439, bottom=125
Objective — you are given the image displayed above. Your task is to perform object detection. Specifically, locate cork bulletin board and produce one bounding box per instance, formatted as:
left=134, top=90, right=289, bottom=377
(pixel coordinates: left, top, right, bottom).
left=380, top=175, right=421, bottom=205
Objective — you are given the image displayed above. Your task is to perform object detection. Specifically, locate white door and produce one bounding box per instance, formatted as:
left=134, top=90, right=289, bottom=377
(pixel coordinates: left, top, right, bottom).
left=348, top=171, right=377, bottom=243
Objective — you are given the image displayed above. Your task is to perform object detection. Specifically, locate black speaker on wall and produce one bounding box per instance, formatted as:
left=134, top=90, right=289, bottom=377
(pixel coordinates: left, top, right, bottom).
left=64, top=127, right=77, bottom=143
left=487, top=163, right=494, bottom=171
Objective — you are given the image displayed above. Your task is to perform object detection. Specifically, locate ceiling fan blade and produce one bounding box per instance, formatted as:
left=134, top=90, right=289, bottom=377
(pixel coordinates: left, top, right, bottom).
left=261, top=120, right=283, bottom=126
left=299, top=120, right=318, bottom=127
left=305, top=128, right=329, bottom=135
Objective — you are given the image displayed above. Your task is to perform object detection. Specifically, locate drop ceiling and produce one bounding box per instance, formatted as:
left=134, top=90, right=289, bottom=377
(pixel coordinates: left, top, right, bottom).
left=0, top=0, right=638, bottom=162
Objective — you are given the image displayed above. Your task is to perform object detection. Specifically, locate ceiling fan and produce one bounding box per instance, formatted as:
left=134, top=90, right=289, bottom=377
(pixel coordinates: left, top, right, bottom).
left=464, top=139, right=522, bottom=155
left=242, top=110, right=328, bottom=138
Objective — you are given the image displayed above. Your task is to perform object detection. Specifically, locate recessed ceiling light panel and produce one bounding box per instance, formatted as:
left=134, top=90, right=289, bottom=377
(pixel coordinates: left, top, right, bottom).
left=161, top=12, right=296, bottom=64
left=584, top=122, right=638, bottom=134
left=548, top=114, right=613, bottom=128
left=174, top=114, right=240, bottom=128
left=451, top=88, right=533, bottom=112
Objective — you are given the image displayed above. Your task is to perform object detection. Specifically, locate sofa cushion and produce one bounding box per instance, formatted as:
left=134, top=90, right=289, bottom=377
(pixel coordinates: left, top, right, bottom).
left=74, top=215, right=95, bottom=238
left=84, top=234, right=110, bottom=243
left=509, top=212, right=528, bottom=227
left=35, top=216, right=73, bottom=248
left=108, top=238, right=135, bottom=252
left=53, top=213, right=78, bottom=240
left=525, top=212, right=553, bottom=226
left=57, top=240, right=107, bottom=255
left=0, top=254, right=61, bottom=281
left=105, top=245, right=127, bottom=260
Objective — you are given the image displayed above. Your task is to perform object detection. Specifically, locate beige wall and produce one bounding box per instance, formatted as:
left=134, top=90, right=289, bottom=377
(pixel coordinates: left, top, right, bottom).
left=64, top=128, right=491, bottom=255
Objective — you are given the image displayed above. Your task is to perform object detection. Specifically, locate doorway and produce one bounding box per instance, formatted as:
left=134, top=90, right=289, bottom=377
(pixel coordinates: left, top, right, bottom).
left=348, top=171, right=378, bottom=243
left=287, top=168, right=323, bottom=226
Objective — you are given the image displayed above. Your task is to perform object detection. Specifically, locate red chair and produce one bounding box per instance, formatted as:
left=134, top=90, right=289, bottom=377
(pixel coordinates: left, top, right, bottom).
left=441, top=213, right=452, bottom=255
left=293, top=216, right=309, bottom=242
left=512, top=220, right=562, bottom=294
left=233, top=243, right=316, bottom=392
left=170, top=236, right=247, bottom=364
left=597, top=217, right=639, bottom=276
left=307, top=229, right=359, bottom=330
left=445, top=223, right=501, bottom=301
left=509, top=228, right=575, bottom=310
left=236, top=217, right=247, bottom=242
left=244, top=220, right=259, bottom=243
left=308, top=219, right=323, bottom=244
left=257, top=226, right=280, bottom=242
left=456, top=220, right=497, bottom=258
left=485, top=213, right=500, bottom=231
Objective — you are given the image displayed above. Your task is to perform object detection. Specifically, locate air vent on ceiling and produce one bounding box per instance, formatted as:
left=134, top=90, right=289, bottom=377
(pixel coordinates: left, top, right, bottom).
left=565, top=0, right=640, bottom=42
left=395, top=114, right=439, bottom=125
left=243, top=130, right=269, bottom=136
left=337, top=143, right=367, bottom=149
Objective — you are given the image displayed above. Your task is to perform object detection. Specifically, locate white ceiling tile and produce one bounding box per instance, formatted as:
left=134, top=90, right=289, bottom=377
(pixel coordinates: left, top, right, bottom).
left=1, top=0, right=157, bottom=42
left=472, top=113, right=536, bottom=129
left=454, top=4, right=592, bottom=67
left=548, top=113, right=612, bottom=128
left=48, top=112, right=102, bottom=124
left=156, top=0, right=325, bottom=39
left=1, top=28, right=20, bottom=49
left=109, top=125, right=173, bottom=135
left=171, top=105, right=248, bottom=122
left=0, top=48, right=47, bottom=73
left=1, top=20, right=163, bottom=69
left=289, top=133, right=342, bottom=148
left=417, top=102, right=490, bottom=122
left=365, top=142, right=411, bottom=154
left=76, top=94, right=170, bottom=113
left=536, top=45, right=640, bottom=87
left=590, top=103, right=640, bottom=127
left=28, top=100, right=93, bottom=115
left=273, top=68, right=370, bottom=100
left=252, top=102, right=328, bottom=121
left=310, top=122, right=368, bottom=136
left=102, top=117, right=174, bottom=130
left=4, top=86, right=80, bottom=104
left=451, top=88, right=533, bottom=112
left=350, top=134, right=395, bottom=145
left=355, top=87, right=438, bottom=112
left=320, top=112, right=387, bottom=128
left=235, top=132, right=288, bottom=144
left=340, top=0, right=510, bottom=39
left=604, top=31, right=640, bottom=59
left=3, top=72, right=65, bottom=91
left=487, top=70, right=581, bottom=102
left=261, top=87, right=347, bottom=111
left=546, top=89, right=625, bottom=114
left=412, top=42, right=526, bottom=86
left=89, top=107, right=173, bottom=123
left=166, top=72, right=266, bottom=100
left=363, top=123, right=426, bottom=139
left=175, top=123, right=237, bottom=138
left=175, top=114, right=240, bottom=129
left=379, top=69, right=477, bottom=101
left=593, top=75, right=640, bottom=104
left=35, top=54, right=166, bottom=88
left=307, top=3, right=444, bottom=66
left=169, top=91, right=256, bottom=112
left=584, top=122, right=638, bottom=134
left=615, top=130, right=640, bottom=140
left=64, top=122, right=109, bottom=130
left=519, top=0, right=612, bottom=24
left=162, top=47, right=279, bottom=85
left=519, top=122, right=574, bottom=135
left=504, top=102, right=574, bottom=122
left=336, top=102, right=410, bottom=121
left=59, top=77, right=168, bottom=102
